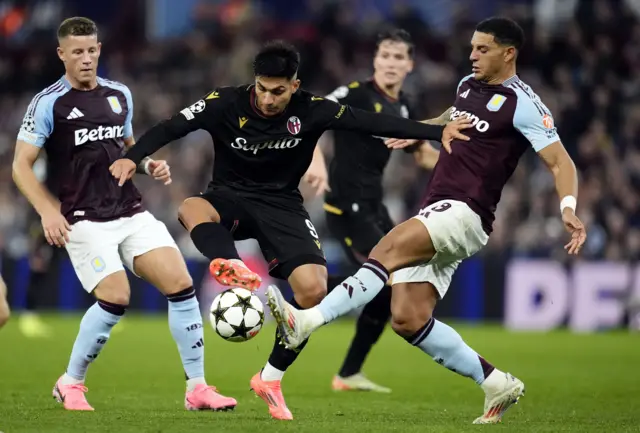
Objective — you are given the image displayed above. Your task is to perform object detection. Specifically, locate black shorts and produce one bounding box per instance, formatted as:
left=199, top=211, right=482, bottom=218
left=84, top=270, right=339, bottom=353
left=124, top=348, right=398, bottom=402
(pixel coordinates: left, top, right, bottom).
left=324, top=199, right=395, bottom=268
left=198, top=186, right=326, bottom=280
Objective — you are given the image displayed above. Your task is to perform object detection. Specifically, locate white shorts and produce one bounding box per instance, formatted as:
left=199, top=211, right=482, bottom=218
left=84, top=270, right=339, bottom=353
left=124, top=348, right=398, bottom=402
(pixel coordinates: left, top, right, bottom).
left=391, top=200, right=488, bottom=299
left=65, top=211, right=179, bottom=292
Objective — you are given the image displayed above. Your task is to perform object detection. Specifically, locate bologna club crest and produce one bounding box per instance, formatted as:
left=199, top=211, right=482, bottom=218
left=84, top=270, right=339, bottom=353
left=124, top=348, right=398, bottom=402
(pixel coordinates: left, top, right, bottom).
left=287, top=116, right=301, bottom=135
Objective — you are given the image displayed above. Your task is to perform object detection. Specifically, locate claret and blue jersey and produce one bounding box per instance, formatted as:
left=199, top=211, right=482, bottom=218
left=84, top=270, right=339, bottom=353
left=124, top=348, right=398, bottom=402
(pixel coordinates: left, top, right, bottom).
left=423, top=74, right=561, bottom=234
left=17, top=76, right=143, bottom=224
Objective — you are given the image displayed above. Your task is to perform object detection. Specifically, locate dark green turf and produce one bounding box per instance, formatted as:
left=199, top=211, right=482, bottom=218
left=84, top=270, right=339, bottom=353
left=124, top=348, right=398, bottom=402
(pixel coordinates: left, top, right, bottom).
left=0, top=315, right=638, bottom=432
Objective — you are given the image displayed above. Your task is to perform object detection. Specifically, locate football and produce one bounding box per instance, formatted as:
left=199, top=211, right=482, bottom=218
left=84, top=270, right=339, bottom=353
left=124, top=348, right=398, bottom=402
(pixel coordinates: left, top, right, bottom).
left=210, top=288, right=265, bottom=342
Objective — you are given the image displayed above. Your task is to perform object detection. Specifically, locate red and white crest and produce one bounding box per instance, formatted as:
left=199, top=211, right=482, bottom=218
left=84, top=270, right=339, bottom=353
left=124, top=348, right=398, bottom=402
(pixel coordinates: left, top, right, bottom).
left=287, top=116, right=301, bottom=135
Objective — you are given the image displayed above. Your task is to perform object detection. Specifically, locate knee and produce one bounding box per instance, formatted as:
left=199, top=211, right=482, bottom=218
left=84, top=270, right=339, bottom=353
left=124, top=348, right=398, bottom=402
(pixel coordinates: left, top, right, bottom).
left=165, top=272, right=194, bottom=296
left=371, top=235, right=397, bottom=261
left=293, top=280, right=327, bottom=309
left=178, top=198, right=218, bottom=231
left=178, top=199, right=196, bottom=230
left=95, top=286, right=131, bottom=306
left=390, top=305, right=430, bottom=338
left=371, top=234, right=407, bottom=272
left=371, top=219, right=434, bottom=272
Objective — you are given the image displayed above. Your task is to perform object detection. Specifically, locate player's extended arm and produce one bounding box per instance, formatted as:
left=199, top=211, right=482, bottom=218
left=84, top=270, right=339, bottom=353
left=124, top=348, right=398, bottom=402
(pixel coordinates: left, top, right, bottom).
left=538, top=141, right=578, bottom=202
left=513, top=90, right=586, bottom=255
left=422, top=107, right=453, bottom=126
left=328, top=104, right=470, bottom=143
left=123, top=136, right=172, bottom=185
left=537, top=141, right=586, bottom=254
left=386, top=107, right=454, bottom=151
left=12, top=140, right=59, bottom=216
left=123, top=112, right=198, bottom=165
left=111, top=102, right=205, bottom=185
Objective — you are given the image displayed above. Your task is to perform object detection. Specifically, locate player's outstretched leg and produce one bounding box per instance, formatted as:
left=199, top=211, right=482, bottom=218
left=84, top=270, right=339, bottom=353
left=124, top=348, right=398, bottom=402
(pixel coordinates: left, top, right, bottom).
left=252, top=264, right=327, bottom=420
left=329, top=276, right=391, bottom=393
left=391, top=281, right=524, bottom=424
left=53, top=271, right=130, bottom=411
left=179, top=197, right=261, bottom=291
left=133, top=246, right=237, bottom=411
left=266, top=217, right=431, bottom=349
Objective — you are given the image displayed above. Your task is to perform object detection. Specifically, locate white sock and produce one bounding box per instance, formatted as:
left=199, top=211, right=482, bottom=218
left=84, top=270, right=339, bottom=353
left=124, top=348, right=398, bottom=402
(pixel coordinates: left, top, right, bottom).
left=480, top=368, right=506, bottom=393
left=60, top=373, right=84, bottom=385
left=305, top=306, right=328, bottom=330
left=261, top=362, right=285, bottom=382
left=186, top=376, right=207, bottom=392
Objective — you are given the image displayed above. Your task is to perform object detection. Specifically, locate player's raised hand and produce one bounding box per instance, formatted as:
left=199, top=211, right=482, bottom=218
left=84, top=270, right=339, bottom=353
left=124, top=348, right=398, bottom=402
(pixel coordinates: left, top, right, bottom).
left=441, top=118, right=472, bottom=153
left=562, top=210, right=587, bottom=255
left=148, top=160, right=172, bottom=185
left=109, top=158, right=136, bottom=187
left=41, top=208, right=71, bottom=248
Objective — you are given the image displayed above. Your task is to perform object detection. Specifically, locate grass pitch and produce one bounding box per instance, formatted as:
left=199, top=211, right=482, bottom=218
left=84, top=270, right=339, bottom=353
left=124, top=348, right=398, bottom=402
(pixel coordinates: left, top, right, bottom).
left=0, top=315, right=638, bottom=432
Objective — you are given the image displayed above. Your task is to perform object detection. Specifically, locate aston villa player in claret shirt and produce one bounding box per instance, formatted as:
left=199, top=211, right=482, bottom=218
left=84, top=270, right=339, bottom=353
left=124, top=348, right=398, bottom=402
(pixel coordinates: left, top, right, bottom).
left=268, top=17, right=587, bottom=425
left=13, top=16, right=238, bottom=412
left=110, top=40, right=471, bottom=420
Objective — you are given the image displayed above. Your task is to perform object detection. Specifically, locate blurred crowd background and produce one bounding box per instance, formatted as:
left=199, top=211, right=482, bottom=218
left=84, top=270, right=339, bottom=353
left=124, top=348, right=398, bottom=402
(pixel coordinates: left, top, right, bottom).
left=0, top=0, right=639, bottom=269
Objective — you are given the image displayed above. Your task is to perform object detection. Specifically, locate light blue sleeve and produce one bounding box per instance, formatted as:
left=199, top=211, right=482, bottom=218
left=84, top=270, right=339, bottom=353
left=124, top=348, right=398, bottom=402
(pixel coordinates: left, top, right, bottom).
left=512, top=87, right=560, bottom=152
left=122, top=85, right=134, bottom=139
left=17, top=95, right=55, bottom=148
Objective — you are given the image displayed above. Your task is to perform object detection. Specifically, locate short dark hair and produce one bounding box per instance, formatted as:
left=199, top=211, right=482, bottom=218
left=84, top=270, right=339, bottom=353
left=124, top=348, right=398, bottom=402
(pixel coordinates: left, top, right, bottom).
left=57, top=17, right=98, bottom=40
left=376, top=28, right=414, bottom=58
left=253, top=40, right=300, bottom=80
left=475, top=17, right=525, bottom=50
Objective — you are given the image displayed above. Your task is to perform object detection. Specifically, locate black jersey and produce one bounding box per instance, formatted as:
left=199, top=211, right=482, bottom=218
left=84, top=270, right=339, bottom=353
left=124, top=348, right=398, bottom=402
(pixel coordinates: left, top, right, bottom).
left=126, top=84, right=445, bottom=198
left=325, top=79, right=415, bottom=204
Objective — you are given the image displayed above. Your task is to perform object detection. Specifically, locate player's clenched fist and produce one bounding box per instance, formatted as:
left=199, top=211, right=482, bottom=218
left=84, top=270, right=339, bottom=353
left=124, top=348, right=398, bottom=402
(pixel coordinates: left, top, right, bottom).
left=148, top=160, right=172, bottom=185
left=41, top=208, right=71, bottom=247
left=109, top=158, right=136, bottom=186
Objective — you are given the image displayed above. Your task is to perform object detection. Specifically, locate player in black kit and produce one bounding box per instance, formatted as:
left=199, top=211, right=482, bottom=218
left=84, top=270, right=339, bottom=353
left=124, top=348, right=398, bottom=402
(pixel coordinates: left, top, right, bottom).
left=320, top=29, right=441, bottom=393
left=112, top=40, right=470, bottom=420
